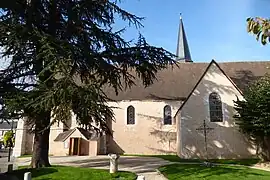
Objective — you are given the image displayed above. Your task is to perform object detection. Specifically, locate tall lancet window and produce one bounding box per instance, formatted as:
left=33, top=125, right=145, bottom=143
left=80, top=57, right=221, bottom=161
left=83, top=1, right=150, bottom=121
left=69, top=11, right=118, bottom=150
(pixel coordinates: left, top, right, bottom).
left=209, top=92, right=223, bottom=122
left=163, top=105, right=172, bottom=125
left=127, top=105, right=135, bottom=125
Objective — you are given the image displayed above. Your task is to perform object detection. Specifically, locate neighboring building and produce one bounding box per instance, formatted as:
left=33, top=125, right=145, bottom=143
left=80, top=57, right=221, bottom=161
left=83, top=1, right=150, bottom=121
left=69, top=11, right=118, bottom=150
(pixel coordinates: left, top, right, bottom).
left=13, top=16, right=270, bottom=159
left=13, top=118, right=33, bottom=156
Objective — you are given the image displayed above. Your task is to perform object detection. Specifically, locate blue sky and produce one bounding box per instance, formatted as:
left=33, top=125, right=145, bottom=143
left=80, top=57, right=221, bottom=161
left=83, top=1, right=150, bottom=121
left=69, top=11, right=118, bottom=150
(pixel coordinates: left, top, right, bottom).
left=115, top=0, right=270, bottom=62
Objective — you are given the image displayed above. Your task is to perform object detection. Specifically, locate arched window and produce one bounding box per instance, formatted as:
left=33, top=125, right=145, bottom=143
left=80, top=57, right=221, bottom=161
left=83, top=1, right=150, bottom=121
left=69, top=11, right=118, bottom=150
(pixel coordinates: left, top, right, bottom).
left=163, top=105, right=172, bottom=125
left=209, top=92, right=223, bottom=122
left=127, top=106, right=135, bottom=125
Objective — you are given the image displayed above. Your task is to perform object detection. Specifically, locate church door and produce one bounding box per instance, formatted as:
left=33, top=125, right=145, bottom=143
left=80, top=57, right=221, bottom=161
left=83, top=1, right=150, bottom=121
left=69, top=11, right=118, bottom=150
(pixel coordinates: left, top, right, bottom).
left=69, top=138, right=81, bottom=155
left=73, top=138, right=79, bottom=155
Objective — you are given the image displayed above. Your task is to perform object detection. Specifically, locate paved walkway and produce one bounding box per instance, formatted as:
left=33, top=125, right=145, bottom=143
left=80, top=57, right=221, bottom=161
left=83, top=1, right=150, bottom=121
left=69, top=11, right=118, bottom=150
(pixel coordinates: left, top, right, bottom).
left=9, top=156, right=270, bottom=180
left=15, top=155, right=172, bottom=180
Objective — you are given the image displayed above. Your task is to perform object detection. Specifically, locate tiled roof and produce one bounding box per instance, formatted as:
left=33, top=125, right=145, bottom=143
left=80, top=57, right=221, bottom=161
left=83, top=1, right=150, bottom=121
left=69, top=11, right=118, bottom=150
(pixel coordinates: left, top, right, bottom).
left=54, top=127, right=98, bottom=141
left=104, top=61, right=270, bottom=101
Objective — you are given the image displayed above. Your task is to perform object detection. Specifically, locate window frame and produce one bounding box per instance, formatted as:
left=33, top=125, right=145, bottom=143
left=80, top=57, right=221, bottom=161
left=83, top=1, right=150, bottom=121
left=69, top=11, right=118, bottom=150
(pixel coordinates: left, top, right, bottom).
left=163, top=105, right=172, bottom=125
left=126, top=105, right=135, bottom=125
left=209, top=92, right=223, bottom=122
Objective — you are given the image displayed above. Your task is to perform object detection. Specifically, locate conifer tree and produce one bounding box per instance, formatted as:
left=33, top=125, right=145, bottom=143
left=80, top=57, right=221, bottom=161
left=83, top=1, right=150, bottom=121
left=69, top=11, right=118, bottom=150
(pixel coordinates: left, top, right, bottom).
left=0, top=1, right=175, bottom=168
left=234, top=75, right=270, bottom=161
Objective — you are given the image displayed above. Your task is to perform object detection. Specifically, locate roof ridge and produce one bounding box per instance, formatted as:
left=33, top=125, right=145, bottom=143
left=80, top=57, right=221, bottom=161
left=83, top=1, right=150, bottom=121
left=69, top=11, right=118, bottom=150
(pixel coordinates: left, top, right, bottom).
left=176, top=61, right=270, bottom=64
left=216, top=60, right=270, bottom=63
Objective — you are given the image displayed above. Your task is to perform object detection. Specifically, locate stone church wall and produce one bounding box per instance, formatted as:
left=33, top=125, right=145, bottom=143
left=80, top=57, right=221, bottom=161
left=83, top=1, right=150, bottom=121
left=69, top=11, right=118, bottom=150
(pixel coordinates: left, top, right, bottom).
left=177, top=63, right=256, bottom=159
left=49, top=121, right=69, bottom=156
left=107, top=100, right=182, bottom=155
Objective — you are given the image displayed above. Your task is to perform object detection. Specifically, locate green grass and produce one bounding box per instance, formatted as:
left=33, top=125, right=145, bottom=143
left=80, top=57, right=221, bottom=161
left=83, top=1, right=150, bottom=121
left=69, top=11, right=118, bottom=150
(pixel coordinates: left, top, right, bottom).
left=18, top=154, right=54, bottom=158
left=124, top=154, right=260, bottom=166
left=159, top=164, right=270, bottom=180
left=17, top=154, right=32, bottom=158
left=6, top=166, right=136, bottom=180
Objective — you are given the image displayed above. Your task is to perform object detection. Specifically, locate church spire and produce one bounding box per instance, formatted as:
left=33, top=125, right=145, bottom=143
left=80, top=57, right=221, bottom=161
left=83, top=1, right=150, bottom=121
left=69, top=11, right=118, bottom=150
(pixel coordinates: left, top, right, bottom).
left=176, top=14, right=192, bottom=62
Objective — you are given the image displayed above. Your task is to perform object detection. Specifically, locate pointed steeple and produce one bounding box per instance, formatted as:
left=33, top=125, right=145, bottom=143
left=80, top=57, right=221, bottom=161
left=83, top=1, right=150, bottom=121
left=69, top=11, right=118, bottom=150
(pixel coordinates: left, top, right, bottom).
left=176, top=14, right=192, bottom=62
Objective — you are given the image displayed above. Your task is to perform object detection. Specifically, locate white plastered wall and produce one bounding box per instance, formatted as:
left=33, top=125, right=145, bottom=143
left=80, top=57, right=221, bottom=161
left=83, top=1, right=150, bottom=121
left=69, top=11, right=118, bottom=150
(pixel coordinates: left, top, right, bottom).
left=107, top=100, right=182, bottom=155
left=176, top=62, right=256, bottom=159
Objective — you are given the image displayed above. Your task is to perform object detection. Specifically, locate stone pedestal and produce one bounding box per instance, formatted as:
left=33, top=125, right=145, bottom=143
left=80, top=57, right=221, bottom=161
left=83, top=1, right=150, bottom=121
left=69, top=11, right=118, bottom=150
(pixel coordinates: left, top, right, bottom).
left=137, top=175, right=145, bottom=180
left=108, top=153, right=120, bottom=173
left=24, top=172, right=31, bottom=180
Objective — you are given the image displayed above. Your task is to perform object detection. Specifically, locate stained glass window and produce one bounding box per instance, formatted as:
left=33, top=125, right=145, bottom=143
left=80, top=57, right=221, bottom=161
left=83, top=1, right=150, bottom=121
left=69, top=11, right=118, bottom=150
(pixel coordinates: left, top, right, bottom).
left=127, top=106, right=135, bottom=125
left=164, top=105, right=172, bottom=125
left=209, top=92, right=223, bottom=122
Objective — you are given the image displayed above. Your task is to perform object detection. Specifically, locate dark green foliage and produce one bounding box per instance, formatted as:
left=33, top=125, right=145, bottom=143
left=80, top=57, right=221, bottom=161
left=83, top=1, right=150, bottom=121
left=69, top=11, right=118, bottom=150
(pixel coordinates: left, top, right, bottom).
left=0, top=0, right=175, bottom=167
left=0, top=0, right=175, bottom=129
left=234, top=74, right=270, bottom=160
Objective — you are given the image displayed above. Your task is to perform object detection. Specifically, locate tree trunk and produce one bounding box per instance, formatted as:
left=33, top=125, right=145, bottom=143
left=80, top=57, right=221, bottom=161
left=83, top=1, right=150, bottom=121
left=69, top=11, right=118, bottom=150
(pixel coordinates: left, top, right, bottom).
left=29, top=0, right=57, bottom=169
left=31, top=111, right=51, bottom=168
left=260, top=136, right=270, bottom=161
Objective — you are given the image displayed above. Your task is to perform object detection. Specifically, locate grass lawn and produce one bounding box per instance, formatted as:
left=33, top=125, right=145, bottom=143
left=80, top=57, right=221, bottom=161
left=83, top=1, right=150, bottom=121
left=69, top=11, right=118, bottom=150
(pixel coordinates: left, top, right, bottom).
left=18, top=154, right=53, bottom=158
left=17, top=154, right=32, bottom=158
left=6, top=166, right=136, bottom=180
left=159, top=164, right=270, bottom=180
left=124, top=154, right=260, bottom=166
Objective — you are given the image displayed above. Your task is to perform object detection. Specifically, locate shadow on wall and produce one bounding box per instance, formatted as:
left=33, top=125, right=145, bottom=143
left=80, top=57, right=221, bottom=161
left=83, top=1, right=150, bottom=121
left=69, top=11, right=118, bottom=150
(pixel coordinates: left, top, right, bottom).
left=149, top=129, right=177, bottom=154
left=108, top=139, right=125, bottom=155
left=147, top=94, right=186, bottom=102
left=150, top=129, right=177, bottom=143
left=180, top=67, right=258, bottom=159
left=137, top=113, right=177, bottom=154
left=105, top=118, right=125, bottom=155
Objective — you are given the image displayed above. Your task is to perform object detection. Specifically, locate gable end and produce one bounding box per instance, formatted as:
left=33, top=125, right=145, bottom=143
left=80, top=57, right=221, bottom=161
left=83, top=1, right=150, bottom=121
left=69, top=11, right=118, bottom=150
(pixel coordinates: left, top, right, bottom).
left=174, top=59, right=243, bottom=118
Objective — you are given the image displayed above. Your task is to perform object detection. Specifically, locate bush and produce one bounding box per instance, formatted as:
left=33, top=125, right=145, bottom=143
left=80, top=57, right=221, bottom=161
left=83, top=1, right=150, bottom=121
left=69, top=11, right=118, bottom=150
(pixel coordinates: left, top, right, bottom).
left=3, top=130, right=15, bottom=148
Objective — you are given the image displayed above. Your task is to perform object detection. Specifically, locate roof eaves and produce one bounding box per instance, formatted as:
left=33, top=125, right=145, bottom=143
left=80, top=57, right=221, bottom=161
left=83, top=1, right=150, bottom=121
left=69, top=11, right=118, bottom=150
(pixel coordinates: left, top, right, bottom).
left=54, top=128, right=76, bottom=142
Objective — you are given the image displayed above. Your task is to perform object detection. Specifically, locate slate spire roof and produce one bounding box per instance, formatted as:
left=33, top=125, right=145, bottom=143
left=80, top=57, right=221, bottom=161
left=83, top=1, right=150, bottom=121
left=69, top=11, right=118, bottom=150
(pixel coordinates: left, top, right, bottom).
left=176, top=14, right=192, bottom=62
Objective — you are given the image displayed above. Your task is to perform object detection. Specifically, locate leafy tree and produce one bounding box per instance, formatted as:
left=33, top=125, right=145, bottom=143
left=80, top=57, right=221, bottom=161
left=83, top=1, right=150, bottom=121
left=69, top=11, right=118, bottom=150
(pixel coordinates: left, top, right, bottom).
left=247, top=17, right=270, bottom=45
left=3, top=130, right=14, bottom=148
left=234, top=74, right=270, bottom=161
left=0, top=1, right=175, bottom=168
left=246, top=16, right=270, bottom=160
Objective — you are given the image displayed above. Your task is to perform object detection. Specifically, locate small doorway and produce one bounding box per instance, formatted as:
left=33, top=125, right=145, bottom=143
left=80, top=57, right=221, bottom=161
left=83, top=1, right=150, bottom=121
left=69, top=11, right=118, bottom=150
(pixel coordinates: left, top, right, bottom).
left=69, top=138, right=81, bottom=155
left=73, top=138, right=79, bottom=155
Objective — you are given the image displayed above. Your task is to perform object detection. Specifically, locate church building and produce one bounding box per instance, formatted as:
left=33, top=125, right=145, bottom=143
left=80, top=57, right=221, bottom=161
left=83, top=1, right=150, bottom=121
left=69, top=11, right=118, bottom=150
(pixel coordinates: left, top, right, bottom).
left=13, top=16, right=270, bottom=159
